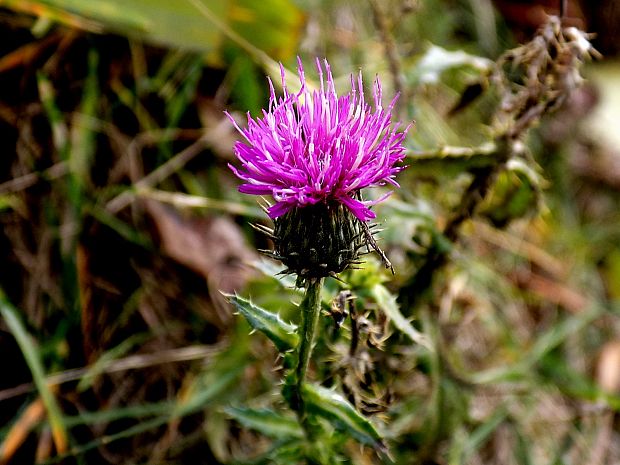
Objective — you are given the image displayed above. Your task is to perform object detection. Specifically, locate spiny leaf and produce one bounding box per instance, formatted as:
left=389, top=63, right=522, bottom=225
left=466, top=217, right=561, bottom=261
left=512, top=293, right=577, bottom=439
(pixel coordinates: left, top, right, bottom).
left=302, top=382, right=385, bottom=451
left=370, top=283, right=433, bottom=350
left=224, top=293, right=299, bottom=352
left=225, top=406, right=304, bottom=439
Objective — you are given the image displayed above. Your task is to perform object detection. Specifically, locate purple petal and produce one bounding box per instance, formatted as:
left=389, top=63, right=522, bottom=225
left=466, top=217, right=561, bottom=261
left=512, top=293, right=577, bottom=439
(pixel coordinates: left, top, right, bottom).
left=227, top=57, right=408, bottom=220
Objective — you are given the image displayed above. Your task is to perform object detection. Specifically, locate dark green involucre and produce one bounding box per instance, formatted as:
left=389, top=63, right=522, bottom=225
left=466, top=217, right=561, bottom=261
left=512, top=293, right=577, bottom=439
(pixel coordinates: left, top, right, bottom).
left=273, top=201, right=363, bottom=281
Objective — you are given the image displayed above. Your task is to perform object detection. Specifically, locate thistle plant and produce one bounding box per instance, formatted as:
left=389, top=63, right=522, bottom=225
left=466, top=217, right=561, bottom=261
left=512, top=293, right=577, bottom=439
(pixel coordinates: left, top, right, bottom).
left=225, top=58, right=408, bottom=458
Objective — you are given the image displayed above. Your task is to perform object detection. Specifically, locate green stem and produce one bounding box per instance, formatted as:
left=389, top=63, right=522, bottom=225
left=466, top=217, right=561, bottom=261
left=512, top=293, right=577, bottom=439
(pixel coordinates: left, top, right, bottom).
left=295, top=277, right=324, bottom=425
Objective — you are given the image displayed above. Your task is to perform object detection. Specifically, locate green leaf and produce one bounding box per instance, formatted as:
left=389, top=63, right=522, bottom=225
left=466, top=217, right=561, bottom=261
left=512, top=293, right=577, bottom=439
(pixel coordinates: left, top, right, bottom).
left=370, top=283, right=432, bottom=350
left=302, top=383, right=385, bottom=450
left=225, top=293, right=299, bottom=352
left=5, top=0, right=304, bottom=62
left=225, top=406, right=304, bottom=439
left=231, top=0, right=304, bottom=60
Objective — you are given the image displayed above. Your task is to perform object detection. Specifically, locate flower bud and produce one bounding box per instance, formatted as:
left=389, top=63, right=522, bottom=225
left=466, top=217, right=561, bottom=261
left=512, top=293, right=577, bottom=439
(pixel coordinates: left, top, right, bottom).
left=274, top=202, right=363, bottom=280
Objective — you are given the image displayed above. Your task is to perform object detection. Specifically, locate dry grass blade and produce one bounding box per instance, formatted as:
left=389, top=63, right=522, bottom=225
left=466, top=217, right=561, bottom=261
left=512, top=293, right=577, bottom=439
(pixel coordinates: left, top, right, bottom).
left=0, top=162, right=68, bottom=195
left=135, top=188, right=263, bottom=217
left=471, top=220, right=566, bottom=278
left=0, top=397, right=45, bottom=464
left=106, top=134, right=211, bottom=213
left=0, top=344, right=221, bottom=402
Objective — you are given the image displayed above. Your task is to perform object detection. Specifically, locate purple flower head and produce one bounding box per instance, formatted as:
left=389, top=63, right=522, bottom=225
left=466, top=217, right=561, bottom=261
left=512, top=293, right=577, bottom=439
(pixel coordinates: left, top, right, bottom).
left=227, top=58, right=408, bottom=222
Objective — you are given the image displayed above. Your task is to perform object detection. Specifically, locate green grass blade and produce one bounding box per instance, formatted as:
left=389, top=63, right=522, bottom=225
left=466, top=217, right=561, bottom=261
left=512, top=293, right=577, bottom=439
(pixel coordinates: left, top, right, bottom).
left=70, top=48, right=99, bottom=188
left=63, top=400, right=174, bottom=427
left=0, top=290, right=69, bottom=453
left=470, top=303, right=604, bottom=384
left=461, top=409, right=508, bottom=463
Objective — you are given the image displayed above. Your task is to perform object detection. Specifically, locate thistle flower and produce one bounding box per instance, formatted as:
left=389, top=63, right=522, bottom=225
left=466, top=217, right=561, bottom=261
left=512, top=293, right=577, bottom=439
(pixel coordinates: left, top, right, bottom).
left=228, top=58, right=408, bottom=280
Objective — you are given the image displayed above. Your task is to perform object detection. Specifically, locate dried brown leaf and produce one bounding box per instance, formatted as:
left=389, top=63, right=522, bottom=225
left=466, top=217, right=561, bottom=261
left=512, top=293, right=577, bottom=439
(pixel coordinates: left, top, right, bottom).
left=145, top=200, right=257, bottom=293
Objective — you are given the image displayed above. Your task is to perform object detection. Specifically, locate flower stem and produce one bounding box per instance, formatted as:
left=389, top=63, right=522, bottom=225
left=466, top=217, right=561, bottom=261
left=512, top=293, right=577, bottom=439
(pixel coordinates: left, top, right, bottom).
left=294, top=277, right=324, bottom=425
